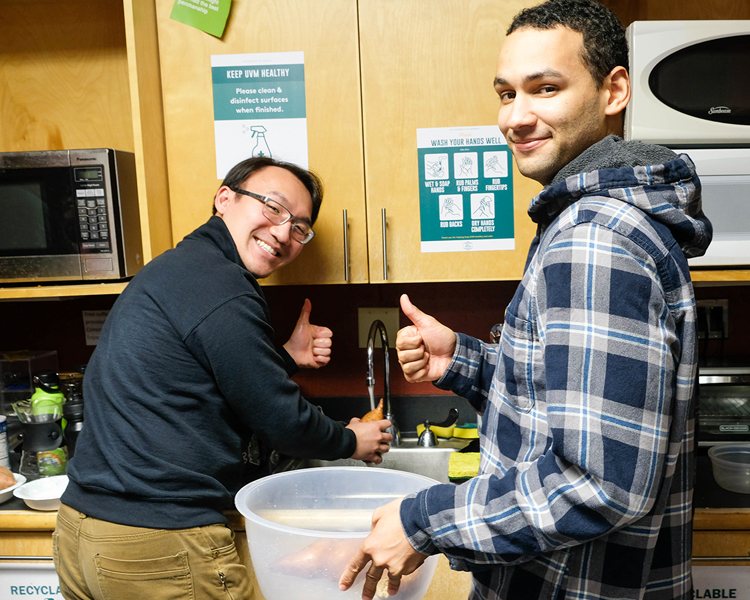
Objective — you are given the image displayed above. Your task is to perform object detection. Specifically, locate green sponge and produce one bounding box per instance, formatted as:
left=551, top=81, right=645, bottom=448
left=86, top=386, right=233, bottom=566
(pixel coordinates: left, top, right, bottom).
left=449, top=452, right=480, bottom=482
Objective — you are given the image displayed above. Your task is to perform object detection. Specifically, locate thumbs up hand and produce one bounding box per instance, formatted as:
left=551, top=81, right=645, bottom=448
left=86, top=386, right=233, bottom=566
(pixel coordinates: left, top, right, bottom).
left=396, top=294, right=456, bottom=383
left=283, top=298, right=333, bottom=369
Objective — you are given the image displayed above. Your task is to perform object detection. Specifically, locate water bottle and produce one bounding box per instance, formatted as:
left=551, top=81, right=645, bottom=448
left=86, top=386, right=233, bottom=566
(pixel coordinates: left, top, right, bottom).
left=63, top=393, right=84, bottom=459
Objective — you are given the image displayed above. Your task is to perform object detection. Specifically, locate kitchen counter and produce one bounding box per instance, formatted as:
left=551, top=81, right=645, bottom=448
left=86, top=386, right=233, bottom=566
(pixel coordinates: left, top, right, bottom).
left=3, top=458, right=749, bottom=595
left=0, top=502, right=471, bottom=600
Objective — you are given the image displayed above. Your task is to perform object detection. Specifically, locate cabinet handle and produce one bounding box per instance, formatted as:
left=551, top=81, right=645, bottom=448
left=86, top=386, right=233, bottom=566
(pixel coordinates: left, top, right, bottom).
left=381, top=208, right=388, bottom=280
left=342, top=209, right=350, bottom=282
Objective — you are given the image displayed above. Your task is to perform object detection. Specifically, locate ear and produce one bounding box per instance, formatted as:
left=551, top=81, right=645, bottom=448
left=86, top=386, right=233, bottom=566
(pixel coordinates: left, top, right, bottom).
left=214, top=185, right=234, bottom=217
left=603, top=66, right=631, bottom=117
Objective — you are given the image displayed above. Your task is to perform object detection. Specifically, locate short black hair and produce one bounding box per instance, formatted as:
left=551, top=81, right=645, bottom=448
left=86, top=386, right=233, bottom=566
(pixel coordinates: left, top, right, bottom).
left=212, top=156, right=324, bottom=224
left=507, top=0, right=628, bottom=88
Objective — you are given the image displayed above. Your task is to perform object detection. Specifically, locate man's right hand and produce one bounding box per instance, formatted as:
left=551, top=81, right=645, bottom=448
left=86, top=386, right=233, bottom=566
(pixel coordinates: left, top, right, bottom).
left=396, top=294, right=456, bottom=383
left=347, top=418, right=392, bottom=464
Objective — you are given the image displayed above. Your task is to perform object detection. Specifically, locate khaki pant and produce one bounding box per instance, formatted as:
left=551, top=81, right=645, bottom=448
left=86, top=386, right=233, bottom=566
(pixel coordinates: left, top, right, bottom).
left=53, top=502, right=255, bottom=600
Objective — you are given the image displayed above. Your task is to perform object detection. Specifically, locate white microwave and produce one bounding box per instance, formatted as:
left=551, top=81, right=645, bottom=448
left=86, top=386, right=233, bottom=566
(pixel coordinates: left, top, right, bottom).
left=625, top=20, right=750, bottom=146
left=625, top=21, right=750, bottom=267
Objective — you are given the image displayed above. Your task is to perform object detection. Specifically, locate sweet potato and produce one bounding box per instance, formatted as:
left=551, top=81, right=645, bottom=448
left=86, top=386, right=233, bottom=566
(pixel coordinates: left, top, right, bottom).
left=0, top=465, right=15, bottom=491
left=361, top=398, right=384, bottom=422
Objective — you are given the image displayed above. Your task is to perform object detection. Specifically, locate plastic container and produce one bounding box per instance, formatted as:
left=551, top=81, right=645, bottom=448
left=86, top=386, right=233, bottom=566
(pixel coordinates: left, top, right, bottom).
left=13, top=474, right=68, bottom=510
left=0, top=350, right=58, bottom=416
left=708, top=444, right=750, bottom=493
left=235, top=467, right=440, bottom=600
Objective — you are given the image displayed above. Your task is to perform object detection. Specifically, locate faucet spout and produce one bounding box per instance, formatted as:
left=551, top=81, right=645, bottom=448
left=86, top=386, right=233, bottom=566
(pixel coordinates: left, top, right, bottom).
left=366, top=319, right=401, bottom=446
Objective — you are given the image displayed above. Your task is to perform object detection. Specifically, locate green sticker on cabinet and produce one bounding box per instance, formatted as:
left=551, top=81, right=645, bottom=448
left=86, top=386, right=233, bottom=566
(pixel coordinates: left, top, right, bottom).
left=170, top=0, right=231, bottom=38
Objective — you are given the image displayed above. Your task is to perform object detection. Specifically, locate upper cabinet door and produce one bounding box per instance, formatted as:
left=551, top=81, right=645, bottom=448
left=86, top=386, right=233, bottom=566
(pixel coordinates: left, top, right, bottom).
left=359, top=0, right=541, bottom=283
left=154, top=0, right=368, bottom=284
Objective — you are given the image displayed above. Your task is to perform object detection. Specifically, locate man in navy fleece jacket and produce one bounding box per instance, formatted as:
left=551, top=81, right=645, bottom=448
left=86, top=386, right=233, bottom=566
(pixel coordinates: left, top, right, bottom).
left=54, top=156, right=392, bottom=600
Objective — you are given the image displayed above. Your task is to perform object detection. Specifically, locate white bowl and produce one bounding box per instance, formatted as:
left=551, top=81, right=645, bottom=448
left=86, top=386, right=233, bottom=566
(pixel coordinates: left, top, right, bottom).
left=13, top=475, right=68, bottom=510
left=0, top=473, right=28, bottom=504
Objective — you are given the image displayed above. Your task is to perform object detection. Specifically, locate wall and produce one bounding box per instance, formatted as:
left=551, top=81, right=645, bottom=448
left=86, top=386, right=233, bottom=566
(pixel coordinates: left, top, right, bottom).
left=2, top=0, right=749, bottom=401
left=1, top=280, right=749, bottom=401
left=601, top=0, right=750, bottom=24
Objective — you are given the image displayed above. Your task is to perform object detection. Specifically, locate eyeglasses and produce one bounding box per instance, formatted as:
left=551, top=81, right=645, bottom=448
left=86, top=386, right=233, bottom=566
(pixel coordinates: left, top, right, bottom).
left=230, top=187, right=315, bottom=244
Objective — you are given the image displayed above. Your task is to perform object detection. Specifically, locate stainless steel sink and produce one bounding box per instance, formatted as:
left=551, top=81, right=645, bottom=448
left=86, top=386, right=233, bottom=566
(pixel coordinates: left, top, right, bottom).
left=296, top=438, right=471, bottom=483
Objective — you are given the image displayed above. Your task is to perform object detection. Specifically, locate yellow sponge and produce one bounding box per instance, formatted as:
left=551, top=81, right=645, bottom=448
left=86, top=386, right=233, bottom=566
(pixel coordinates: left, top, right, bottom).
left=453, top=425, right=479, bottom=439
left=449, top=452, right=480, bottom=480
left=415, top=423, right=479, bottom=439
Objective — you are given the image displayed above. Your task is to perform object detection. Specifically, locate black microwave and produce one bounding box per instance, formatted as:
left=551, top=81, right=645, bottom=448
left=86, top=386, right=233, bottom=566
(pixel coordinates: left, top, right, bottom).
left=0, top=148, right=143, bottom=284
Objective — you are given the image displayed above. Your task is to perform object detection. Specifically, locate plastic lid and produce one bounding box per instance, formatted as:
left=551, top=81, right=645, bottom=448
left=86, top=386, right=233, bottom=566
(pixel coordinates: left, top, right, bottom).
left=63, top=397, right=84, bottom=420
left=33, top=371, right=61, bottom=394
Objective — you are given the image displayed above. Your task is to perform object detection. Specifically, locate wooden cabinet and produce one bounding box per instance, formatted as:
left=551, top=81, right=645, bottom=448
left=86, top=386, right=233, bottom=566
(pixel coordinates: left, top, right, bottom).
left=0, top=0, right=171, bottom=300
left=358, top=0, right=541, bottom=283
left=153, top=0, right=370, bottom=285
left=693, top=510, right=750, bottom=565
left=152, top=0, right=541, bottom=286
left=0, top=0, right=748, bottom=299
left=0, top=510, right=55, bottom=558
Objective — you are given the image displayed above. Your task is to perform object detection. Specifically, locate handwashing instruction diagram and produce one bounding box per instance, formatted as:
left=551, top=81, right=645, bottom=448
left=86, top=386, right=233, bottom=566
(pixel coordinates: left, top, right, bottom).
left=418, top=126, right=514, bottom=253
left=211, top=52, right=308, bottom=177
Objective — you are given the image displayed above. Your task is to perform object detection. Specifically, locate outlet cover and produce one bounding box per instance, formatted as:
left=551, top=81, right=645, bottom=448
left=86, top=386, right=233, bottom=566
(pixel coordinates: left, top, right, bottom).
left=358, top=307, right=400, bottom=349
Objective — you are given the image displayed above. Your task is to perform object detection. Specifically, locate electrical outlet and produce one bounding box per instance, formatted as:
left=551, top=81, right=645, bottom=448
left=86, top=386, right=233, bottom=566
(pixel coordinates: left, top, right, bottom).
left=696, top=299, right=729, bottom=339
left=358, top=307, right=400, bottom=349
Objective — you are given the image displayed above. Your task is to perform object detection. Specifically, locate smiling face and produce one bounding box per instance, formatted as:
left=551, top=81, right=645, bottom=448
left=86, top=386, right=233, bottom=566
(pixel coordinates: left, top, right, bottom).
left=494, top=26, right=626, bottom=186
left=214, top=166, right=313, bottom=278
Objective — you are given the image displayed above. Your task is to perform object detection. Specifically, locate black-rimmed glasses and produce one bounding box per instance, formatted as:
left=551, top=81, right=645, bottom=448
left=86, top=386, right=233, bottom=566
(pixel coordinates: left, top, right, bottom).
left=230, top=187, right=315, bottom=244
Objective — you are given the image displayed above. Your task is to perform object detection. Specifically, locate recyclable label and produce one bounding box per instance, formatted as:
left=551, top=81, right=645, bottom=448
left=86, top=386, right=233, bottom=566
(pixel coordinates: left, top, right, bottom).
left=693, top=566, right=750, bottom=599
left=0, top=563, right=63, bottom=599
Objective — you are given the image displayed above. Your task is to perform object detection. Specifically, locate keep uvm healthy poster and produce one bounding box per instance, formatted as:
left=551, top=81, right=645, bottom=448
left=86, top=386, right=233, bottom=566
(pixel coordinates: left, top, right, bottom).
left=211, top=52, right=308, bottom=178
left=418, top=126, right=515, bottom=253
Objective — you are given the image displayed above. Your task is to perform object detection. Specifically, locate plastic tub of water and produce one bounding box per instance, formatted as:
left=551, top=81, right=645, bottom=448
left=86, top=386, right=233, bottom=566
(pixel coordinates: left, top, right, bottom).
left=708, top=444, right=750, bottom=494
left=235, top=467, right=440, bottom=600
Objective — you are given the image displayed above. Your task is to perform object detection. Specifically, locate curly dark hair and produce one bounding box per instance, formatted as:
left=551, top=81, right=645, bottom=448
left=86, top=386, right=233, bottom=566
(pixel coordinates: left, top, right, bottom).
left=507, top=0, right=628, bottom=88
left=212, top=156, right=324, bottom=224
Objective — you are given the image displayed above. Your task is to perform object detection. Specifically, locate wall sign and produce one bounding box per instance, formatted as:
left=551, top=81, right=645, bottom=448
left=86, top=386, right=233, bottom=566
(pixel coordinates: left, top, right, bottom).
left=211, top=52, right=308, bottom=178
left=0, top=562, right=62, bottom=599
left=417, top=126, right=514, bottom=253
left=693, top=566, right=750, bottom=599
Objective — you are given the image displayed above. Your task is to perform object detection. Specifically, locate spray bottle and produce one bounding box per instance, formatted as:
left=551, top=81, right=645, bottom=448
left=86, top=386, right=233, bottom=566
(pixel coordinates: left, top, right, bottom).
left=251, top=126, right=271, bottom=158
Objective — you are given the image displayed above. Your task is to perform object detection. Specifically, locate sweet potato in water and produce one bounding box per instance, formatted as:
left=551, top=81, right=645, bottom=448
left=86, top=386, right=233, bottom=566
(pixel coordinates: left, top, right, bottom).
left=361, top=398, right=384, bottom=422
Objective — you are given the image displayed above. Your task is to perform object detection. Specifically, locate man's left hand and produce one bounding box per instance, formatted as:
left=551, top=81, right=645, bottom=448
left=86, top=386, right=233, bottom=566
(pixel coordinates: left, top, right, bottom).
left=339, top=498, right=428, bottom=600
left=283, top=298, right=333, bottom=369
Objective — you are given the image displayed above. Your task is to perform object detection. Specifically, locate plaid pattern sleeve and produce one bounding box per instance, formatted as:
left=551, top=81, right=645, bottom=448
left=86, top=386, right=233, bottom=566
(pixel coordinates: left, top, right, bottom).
left=402, top=194, right=698, bottom=600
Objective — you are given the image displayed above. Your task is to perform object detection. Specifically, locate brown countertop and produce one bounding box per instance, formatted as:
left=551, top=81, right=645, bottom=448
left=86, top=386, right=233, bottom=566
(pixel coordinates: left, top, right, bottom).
left=1, top=504, right=748, bottom=533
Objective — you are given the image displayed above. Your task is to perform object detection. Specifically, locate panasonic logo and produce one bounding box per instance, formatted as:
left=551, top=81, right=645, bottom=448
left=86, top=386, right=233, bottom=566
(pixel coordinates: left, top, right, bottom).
left=708, top=106, right=732, bottom=115
left=75, top=157, right=97, bottom=162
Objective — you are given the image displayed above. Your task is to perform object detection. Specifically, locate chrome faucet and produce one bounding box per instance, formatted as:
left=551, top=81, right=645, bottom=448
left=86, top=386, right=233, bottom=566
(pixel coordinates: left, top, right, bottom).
left=366, top=319, right=401, bottom=446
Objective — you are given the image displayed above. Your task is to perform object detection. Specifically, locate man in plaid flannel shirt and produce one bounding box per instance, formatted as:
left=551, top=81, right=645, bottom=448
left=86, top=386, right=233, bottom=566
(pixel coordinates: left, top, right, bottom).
left=340, top=1, right=712, bottom=599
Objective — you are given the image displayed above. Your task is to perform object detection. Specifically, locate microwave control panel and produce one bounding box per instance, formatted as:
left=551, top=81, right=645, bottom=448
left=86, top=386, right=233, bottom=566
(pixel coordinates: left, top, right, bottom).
left=73, top=165, right=111, bottom=254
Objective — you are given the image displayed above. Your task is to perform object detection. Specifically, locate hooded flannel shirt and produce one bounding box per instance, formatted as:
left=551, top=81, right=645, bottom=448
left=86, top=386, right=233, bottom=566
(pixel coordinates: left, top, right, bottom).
left=399, top=137, right=713, bottom=600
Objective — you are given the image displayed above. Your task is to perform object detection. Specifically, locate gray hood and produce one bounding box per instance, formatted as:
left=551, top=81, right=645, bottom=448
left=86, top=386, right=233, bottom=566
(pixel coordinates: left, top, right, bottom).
left=528, top=135, right=713, bottom=258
